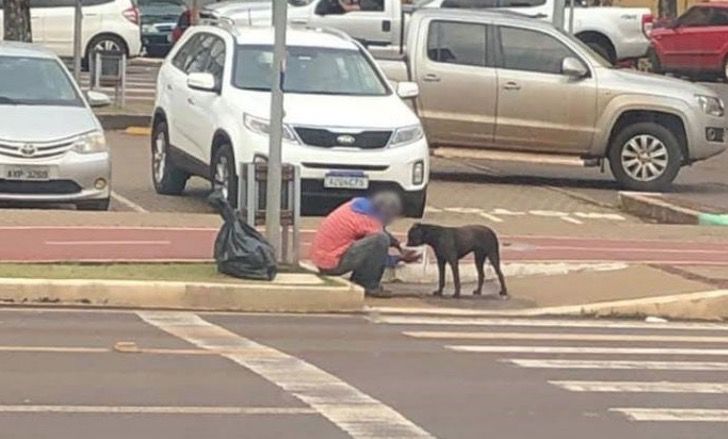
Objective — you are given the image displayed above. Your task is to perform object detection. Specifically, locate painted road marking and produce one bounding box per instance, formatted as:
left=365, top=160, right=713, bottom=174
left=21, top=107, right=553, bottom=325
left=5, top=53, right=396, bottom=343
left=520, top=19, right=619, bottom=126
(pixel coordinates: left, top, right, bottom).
left=138, top=311, right=434, bottom=439
left=0, top=346, right=108, bottom=354
left=551, top=381, right=728, bottom=394
left=45, top=240, right=171, bottom=246
left=404, top=331, right=728, bottom=343
left=0, top=405, right=316, bottom=415
left=448, top=345, right=728, bottom=355
left=611, top=408, right=728, bottom=422
left=504, top=359, right=728, bottom=371
left=370, top=315, right=728, bottom=331
left=110, top=190, right=148, bottom=213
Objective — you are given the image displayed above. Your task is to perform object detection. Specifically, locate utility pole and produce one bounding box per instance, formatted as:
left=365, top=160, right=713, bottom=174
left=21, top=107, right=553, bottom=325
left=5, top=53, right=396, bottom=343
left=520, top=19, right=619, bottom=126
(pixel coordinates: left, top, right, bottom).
left=265, top=0, right=288, bottom=259
left=73, top=0, right=82, bottom=81
left=552, top=0, right=565, bottom=30
left=568, top=0, right=575, bottom=34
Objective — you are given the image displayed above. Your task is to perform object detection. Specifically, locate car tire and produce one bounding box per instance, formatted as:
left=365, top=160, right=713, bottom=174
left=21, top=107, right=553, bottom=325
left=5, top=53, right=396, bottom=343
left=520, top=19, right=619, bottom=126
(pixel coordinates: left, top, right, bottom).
left=647, top=48, right=663, bottom=74
left=76, top=198, right=110, bottom=211
left=210, top=144, right=239, bottom=208
left=403, top=188, right=427, bottom=218
left=151, top=121, right=188, bottom=195
left=83, top=34, right=128, bottom=70
left=608, top=122, right=682, bottom=192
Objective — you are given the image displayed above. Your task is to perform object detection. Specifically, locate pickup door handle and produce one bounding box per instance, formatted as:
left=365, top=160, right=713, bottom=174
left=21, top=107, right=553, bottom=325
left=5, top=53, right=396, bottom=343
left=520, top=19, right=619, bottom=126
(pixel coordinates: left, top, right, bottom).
left=423, top=73, right=441, bottom=82
left=503, top=81, right=521, bottom=91
left=291, top=18, right=308, bottom=25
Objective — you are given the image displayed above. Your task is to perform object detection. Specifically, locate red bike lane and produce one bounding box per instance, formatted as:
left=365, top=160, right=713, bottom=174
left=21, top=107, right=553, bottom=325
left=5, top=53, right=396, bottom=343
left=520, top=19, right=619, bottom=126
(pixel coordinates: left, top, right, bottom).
left=2, top=226, right=728, bottom=265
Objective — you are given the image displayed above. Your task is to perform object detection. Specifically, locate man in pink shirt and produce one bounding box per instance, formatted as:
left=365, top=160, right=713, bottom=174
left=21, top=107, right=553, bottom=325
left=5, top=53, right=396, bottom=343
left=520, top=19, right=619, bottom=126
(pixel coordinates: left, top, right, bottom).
left=311, top=192, right=418, bottom=297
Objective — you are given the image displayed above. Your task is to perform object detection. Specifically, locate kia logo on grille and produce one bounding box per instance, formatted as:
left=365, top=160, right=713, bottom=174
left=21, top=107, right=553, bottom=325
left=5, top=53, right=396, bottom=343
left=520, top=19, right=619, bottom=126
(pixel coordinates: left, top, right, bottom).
left=20, top=144, right=37, bottom=157
left=336, top=134, right=356, bottom=146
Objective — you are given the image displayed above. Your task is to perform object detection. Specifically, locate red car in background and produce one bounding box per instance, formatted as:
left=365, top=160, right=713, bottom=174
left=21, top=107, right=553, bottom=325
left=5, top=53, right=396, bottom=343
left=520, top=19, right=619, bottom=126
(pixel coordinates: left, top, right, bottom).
left=650, top=3, right=728, bottom=80
left=170, top=9, right=191, bottom=44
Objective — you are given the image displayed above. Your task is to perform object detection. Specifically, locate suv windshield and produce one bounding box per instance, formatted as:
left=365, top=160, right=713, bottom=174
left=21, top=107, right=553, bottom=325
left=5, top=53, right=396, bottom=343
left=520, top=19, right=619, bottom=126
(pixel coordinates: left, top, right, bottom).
left=0, top=56, right=82, bottom=107
left=232, top=45, right=389, bottom=96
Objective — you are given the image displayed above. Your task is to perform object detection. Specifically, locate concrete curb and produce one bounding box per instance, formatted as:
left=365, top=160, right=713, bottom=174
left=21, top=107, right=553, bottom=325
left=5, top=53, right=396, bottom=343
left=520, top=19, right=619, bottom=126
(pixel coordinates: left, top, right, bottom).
left=619, top=191, right=702, bottom=225
left=97, top=113, right=151, bottom=131
left=369, top=289, right=728, bottom=321
left=0, top=277, right=363, bottom=313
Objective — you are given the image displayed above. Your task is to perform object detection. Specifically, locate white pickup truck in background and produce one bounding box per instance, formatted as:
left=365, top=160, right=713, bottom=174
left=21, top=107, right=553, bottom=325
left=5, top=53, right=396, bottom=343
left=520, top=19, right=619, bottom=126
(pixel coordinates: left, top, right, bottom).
left=417, top=0, right=654, bottom=63
left=201, top=0, right=651, bottom=63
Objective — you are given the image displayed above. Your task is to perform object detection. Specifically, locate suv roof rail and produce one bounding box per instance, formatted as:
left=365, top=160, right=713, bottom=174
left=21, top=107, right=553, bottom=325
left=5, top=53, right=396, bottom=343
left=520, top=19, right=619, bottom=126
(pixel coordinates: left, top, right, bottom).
left=302, top=26, right=356, bottom=43
left=199, top=16, right=240, bottom=36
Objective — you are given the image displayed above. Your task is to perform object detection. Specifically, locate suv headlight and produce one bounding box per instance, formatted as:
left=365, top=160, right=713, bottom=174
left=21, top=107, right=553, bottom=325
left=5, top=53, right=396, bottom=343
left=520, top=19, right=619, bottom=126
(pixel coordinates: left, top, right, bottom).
left=389, top=124, right=424, bottom=147
left=696, top=95, right=724, bottom=117
left=243, top=114, right=299, bottom=144
left=73, top=131, right=107, bottom=154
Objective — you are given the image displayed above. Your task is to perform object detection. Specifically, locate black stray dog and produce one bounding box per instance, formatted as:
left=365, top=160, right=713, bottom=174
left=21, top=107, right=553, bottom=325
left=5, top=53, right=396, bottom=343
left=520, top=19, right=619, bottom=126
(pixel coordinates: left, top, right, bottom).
left=406, top=223, right=508, bottom=299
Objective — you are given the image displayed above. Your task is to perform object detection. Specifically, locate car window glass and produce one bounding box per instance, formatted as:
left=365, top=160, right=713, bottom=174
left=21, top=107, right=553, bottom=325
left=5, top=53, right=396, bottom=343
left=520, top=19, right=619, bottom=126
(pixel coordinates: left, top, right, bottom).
left=708, top=8, right=728, bottom=26
left=0, top=56, right=82, bottom=106
left=678, top=7, right=713, bottom=27
left=186, top=34, right=216, bottom=74
left=207, top=38, right=226, bottom=86
left=171, top=34, right=200, bottom=71
left=500, top=26, right=574, bottom=74
left=427, top=21, right=487, bottom=67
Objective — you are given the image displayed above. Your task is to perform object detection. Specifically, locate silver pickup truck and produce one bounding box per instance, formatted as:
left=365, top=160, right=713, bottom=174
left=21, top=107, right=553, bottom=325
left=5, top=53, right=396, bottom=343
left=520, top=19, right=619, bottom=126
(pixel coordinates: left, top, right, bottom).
left=378, top=9, right=727, bottom=191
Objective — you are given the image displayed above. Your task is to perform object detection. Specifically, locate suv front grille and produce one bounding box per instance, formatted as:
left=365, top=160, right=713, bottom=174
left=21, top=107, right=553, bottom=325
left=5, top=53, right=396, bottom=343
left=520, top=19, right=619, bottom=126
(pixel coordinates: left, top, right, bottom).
left=0, top=138, right=74, bottom=159
left=294, top=128, right=392, bottom=149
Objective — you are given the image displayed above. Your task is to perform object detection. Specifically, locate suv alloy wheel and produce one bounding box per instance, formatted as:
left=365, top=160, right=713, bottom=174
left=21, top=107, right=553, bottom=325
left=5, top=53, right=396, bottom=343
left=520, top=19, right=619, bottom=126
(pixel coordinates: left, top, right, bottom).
left=151, top=121, right=188, bottom=195
left=608, top=122, right=682, bottom=192
left=211, top=144, right=238, bottom=207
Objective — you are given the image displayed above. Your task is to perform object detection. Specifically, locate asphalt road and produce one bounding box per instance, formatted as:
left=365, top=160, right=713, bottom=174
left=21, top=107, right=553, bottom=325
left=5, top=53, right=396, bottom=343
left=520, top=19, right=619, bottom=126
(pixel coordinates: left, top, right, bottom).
left=2, top=308, right=727, bottom=439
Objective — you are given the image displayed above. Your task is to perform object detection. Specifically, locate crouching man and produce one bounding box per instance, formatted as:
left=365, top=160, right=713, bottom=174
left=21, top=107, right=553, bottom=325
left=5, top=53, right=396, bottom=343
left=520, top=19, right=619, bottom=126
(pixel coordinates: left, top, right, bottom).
left=311, top=192, right=418, bottom=297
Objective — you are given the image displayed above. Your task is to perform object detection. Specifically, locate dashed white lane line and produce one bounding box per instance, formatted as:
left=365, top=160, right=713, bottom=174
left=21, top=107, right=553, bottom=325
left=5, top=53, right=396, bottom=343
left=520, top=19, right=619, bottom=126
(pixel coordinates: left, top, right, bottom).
left=110, top=190, right=148, bottom=213
left=137, top=311, right=434, bottom=439
left=551, top=381, right=728, bottom=394
left=370, top=315, right=728, bottom=331
left=448, top=345, right=728, bottom=356
left=0, top=405, right=316, bottom=415
left=404, top=331, right=728, bottom=343
left=45, top=240, right=170, bottom=246
left=611, top=408, right=728, bottom=422
left=504, top=359, right=728, bottom=371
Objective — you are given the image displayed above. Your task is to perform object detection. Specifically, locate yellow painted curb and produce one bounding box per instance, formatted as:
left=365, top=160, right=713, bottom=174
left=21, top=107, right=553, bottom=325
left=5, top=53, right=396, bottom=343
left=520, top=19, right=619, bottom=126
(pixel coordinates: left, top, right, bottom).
left=125, top=126, right=152, bottom=136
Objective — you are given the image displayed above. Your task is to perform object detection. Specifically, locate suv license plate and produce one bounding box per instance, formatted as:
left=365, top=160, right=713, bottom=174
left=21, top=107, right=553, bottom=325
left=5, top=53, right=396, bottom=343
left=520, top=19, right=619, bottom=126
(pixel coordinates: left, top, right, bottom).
left=324, top=174, right=369, bottom=190
left=4, top=166, right=51, bottom=181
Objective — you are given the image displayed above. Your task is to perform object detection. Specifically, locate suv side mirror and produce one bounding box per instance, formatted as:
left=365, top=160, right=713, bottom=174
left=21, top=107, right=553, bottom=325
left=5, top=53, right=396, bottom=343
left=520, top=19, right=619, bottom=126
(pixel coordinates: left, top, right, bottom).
left=561, top=57, right=588, bottom=79
left=397, top=81, right=419, bottom=99
left=187, top=72, right=218, bottom=92
left=86, top=90, right=111, bottom=108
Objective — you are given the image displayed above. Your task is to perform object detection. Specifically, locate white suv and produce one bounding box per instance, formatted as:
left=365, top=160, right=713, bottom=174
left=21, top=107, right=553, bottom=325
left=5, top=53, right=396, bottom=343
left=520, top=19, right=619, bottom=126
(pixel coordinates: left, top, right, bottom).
left=0, top=0, right=142, bottom=62
left=152, top=23, right=429, bottom=217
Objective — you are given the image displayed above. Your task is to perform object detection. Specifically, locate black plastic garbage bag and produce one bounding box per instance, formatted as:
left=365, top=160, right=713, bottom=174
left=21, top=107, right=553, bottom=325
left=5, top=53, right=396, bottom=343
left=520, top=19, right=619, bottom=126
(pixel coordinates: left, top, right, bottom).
left=209, top=191, right=277, bottom=281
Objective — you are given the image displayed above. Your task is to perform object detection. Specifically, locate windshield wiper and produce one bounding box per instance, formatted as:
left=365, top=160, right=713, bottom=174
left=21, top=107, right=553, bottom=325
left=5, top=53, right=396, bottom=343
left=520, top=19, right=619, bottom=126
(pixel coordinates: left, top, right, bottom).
left=0, top=96, right=20, bottom=105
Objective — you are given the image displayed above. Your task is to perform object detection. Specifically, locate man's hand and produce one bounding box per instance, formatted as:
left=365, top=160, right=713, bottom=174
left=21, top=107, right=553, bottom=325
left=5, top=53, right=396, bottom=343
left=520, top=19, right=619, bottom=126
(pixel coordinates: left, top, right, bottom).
left=399, top=248, right=421, bottom=264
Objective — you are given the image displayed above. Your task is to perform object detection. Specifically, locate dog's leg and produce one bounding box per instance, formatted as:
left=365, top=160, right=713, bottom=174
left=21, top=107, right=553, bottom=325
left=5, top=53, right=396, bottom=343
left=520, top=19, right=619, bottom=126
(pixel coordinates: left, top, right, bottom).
left=450, top=259, right=461, bottom=298
left=433, top=255, right=446, bottom=296
left=489, top=250, right=508, bottom=299
left=473, top=251, right=486, bottom=296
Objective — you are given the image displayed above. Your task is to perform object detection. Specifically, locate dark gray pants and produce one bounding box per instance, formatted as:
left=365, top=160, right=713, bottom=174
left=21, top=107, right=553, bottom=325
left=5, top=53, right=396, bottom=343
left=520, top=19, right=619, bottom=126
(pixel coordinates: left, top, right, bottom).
left=321, top=232, right=389, bottom=290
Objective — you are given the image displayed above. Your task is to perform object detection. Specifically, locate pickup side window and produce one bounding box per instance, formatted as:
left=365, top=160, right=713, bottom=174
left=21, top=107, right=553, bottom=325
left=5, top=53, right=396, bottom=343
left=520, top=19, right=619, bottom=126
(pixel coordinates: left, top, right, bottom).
left=427, top=21, right=487, bottom=67
left=677, top=6, right=713, bottom=27
left=499, top=27, right=575, bottom=75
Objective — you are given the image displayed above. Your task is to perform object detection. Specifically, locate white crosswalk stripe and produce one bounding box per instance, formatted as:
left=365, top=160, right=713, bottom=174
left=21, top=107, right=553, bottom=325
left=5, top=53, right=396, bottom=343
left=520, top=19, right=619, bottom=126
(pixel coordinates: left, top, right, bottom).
left=503, top=359, right=728, bottom=371
left=550, top=380, right=728, bottom=393
left=375, top=312, right=728, bottom=424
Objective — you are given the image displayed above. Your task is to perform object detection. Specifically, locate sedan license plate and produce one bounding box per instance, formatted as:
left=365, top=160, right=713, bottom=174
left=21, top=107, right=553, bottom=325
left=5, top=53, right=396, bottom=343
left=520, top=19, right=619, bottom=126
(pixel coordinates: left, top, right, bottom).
left=324, top=173, right=369, bottom=190
left=4, top=166, right=51, bottom=181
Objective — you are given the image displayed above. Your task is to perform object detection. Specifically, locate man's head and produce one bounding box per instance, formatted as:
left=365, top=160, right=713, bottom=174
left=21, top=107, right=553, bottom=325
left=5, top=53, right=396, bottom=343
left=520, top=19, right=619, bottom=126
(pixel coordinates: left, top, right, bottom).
left=371, top=191, right=402, bottom=225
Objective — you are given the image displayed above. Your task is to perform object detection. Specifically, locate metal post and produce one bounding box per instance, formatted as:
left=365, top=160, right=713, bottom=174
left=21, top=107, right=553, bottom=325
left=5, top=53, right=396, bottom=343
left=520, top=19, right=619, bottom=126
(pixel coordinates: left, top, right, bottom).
left=265, top=0, right=288, bottom=260
left=72, top=0, right=83, bottom=81
left=568, top=0, right=575, bottom=34
left=552, top=0, right=565, bottom=30
left=120, top=53, right=127, bottom=108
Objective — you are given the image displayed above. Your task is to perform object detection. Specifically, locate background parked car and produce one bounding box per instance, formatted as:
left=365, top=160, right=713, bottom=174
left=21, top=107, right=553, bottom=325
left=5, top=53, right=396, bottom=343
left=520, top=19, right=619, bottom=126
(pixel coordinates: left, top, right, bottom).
left=649, top=2, right=728, bottom=80
left=139, top=0, right=188, bottom=57
left=0, top=42, right=112, bottom=210
left=0, top=0, right=142, bottom=64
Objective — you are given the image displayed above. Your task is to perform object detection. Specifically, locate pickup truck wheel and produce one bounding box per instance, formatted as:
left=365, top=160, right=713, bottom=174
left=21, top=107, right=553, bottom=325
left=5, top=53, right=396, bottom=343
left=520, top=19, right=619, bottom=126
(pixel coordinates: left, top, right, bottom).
left=211, top=144, right=239, bottom=208
left=151, top=121, right=189, bottom=195
left=608, top=122, right=682, bottom=192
